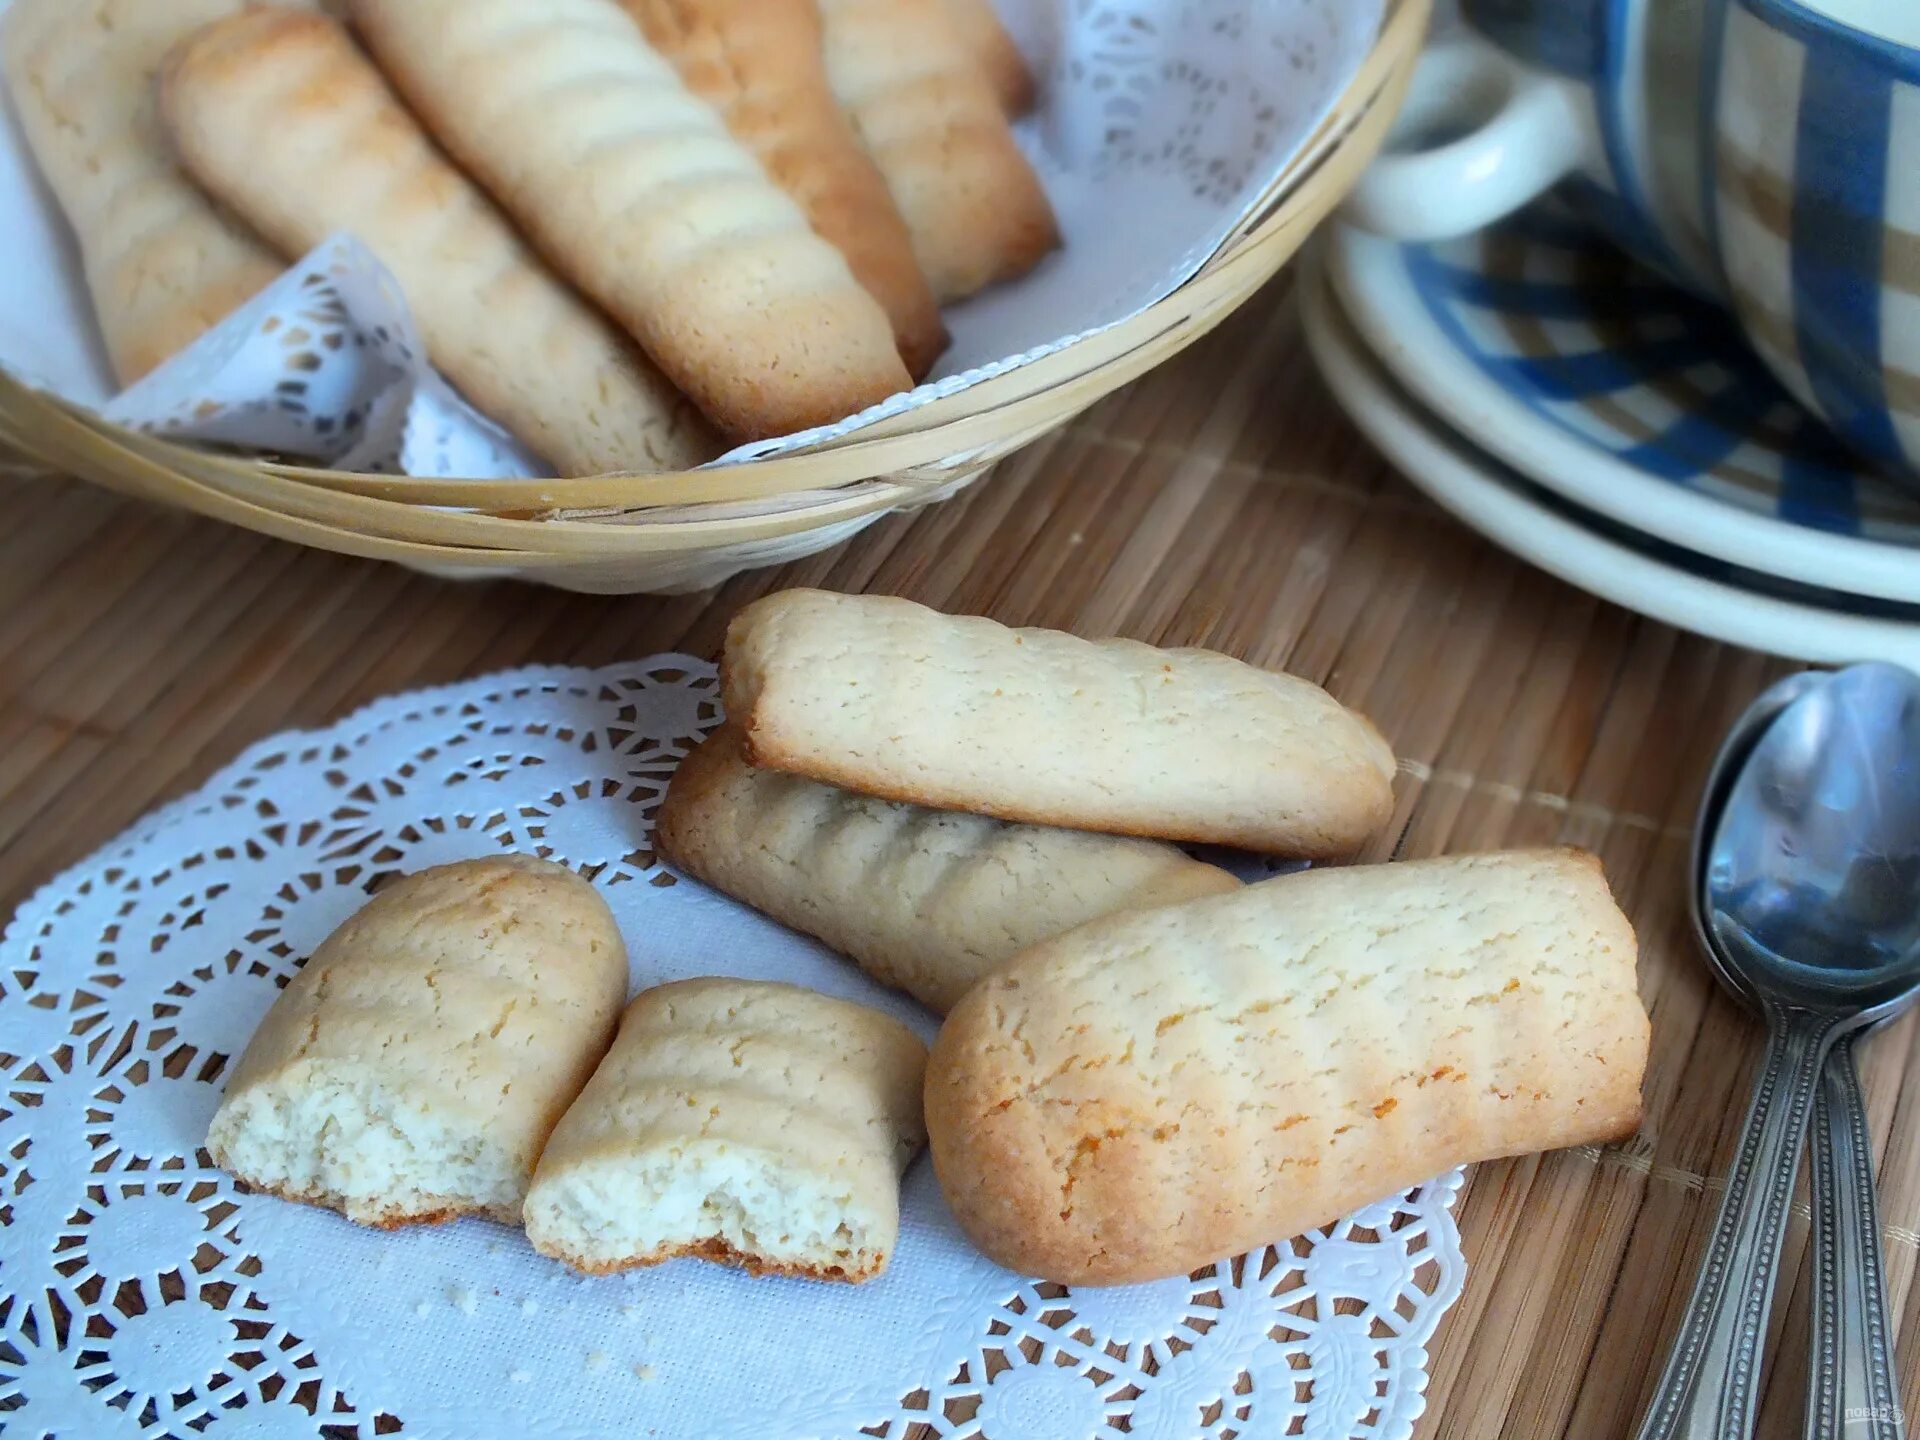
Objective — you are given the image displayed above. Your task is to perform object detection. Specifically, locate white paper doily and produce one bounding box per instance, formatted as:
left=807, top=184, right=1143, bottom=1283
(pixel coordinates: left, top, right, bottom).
left=97, top=233, right=546, bottom=478
left=0, top=658, right=1465, bottom=1439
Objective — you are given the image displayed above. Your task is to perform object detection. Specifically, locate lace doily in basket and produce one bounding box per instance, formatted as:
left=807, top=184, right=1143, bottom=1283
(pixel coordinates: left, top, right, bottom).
left=0, top=658, right=1465, bottom=1439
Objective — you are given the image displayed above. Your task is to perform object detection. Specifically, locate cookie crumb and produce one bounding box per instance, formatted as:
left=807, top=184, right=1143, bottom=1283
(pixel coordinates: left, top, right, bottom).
left=586, top=1350, right=609, bottom=1372
left=634, top=1363, right=657, bottom=1381
left=449, top=1285, right=477, bottom=1316
left=413, top=1300, right=430, bottom=1318
left=520, top=1298, right=539, bottom=1316
left=619, top=1302, right=641, bottom=1321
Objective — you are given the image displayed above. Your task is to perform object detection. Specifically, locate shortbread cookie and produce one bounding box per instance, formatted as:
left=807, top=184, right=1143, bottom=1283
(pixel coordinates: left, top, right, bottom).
left=1, top=0, right=297, bottom=383
left=524, top=978, right=927, bottom=1280
left=656, top=726, right=1242, bottom=1012
left=925, top=849, right=1649, bottom=1285
left=350, top=0, right=912, bottom=442
left=207, top=856, right=629, bottom=1228
left=159, top=9, right=714, bottom=476
left=816, top=0, right=1057, bottom=300
left=622, top=0, right=947, bottom=378
left=722, top=589, right=1396, bottom=856
left=941, top=0, right=1034, bottom=114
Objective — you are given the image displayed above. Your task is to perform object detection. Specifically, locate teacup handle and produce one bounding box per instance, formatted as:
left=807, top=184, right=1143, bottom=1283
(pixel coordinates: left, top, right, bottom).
left=1344, top=36, right=1599, bottom=242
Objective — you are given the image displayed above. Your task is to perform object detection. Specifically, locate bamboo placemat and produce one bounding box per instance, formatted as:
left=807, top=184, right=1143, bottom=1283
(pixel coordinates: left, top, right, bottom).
left=2, top=266, right=1909, bottom=1439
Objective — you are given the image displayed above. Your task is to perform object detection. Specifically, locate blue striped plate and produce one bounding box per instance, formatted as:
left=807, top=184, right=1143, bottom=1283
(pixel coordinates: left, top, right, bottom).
left=1303, top=254, right=1920, bottom=665
left=1326, top=202, right=1920, bottom=603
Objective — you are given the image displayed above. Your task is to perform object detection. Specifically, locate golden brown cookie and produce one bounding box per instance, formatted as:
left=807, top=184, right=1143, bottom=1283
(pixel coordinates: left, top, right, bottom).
left=622, top=0, right=947, bottom=378
left=926, top=849, right=1649, bottom=1284
left=940, top=0, right=1035, bottom=114
left=817, top=0, right=1058, bottom=301
left=722, top=589, right=1396, bottom=856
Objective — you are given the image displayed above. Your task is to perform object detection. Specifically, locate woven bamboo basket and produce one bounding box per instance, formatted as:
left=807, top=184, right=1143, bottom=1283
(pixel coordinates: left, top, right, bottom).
left=0, top=0, right=1428, bottom=594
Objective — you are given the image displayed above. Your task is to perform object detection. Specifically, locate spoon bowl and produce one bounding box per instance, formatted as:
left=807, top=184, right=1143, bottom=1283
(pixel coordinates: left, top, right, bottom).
left=1705, top=662, right=1920, bottom=1021
left=1688, top=671, right=1825, bottom=1009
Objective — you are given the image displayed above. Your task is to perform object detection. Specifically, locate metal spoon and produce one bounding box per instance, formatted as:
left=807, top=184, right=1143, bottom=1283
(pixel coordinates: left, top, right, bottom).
left=1638, top=662, right=1920, bottom=1440
left=1689, top=670, right=1908, bottom=1439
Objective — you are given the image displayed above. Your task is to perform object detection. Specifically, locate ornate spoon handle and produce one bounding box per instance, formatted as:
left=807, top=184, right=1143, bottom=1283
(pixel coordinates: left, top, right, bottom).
left=1809, top=1033, right=1905, bottom=1440
left=1637, top=1006, right=1843, bottom=1440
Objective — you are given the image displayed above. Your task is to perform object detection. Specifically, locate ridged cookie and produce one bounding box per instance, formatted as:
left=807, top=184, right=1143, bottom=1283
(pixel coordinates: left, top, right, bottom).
left=655, top=726, right=1242, bottom=1012
left=622, top=0, right=947, bottom=379
left=207, top=856, right=629, bottom=1229
left=816, top=0, right=1057, bottom=300
left=1, top=0, right=295, bottom=384
left=524, top=978, right=928, bottom=1281
left=159, top=9, right=715, bottom=477
left=723, top=589, right=1396, bottom=856
left=941, top=0, right=1034, bottom=114
left=925, top=849, right=1649, bottom=1285
left=350, top=0, right=912, bottom=442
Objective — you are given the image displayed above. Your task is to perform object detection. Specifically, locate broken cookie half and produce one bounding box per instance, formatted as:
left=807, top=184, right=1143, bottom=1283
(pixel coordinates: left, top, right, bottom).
left=207, top=855, right=628, bottom=1228
left=525, top=978, right=928, bottom=1282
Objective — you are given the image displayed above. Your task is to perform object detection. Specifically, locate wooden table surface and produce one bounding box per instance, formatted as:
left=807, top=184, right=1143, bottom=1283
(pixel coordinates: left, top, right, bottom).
left=6, top=267, right=1914, bottom=1440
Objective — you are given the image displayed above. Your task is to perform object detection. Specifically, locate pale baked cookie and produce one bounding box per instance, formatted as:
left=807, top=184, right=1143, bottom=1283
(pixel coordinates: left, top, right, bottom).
left=655, top=726, right=1242, bottom=1012
left=524, top=978, right=928, bottom=1281
left=0, top=0, right=295, bottom=384
left=207, top=855, right=629, bottom=1228
left=925, top=849, right=1649, bottom=1285
left=722, top=589, right=1396, bottom=856
left=940, top=0, right=1034, bottom=115
left=621, top=0, right=947, bottom=379
left=159, top=9, right=715, bottom=477
left=350, top=0, right=912, bottom=443
left=816, top=0, right=1058, bottom=301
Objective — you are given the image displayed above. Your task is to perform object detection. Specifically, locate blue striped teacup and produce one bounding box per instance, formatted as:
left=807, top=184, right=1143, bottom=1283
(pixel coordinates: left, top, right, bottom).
left=1344, top=0, right=1920, bottom=482
left=1713, top=0, right=1920, bottom=481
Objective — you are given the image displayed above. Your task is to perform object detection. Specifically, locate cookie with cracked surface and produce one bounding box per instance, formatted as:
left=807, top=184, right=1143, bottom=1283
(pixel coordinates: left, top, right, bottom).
left=924, top=849, right=1648, bottom=1284
left=722, top=588, right=1396, bottom=856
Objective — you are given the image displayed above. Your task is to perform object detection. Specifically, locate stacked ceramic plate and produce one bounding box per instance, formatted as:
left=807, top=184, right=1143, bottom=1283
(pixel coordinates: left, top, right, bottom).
left=1302, top=205, right=1920, bottom=666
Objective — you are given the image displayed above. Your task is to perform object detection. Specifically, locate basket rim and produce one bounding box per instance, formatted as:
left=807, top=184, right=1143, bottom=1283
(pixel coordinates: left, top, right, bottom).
left=0, top=0, right=1430, bottom=548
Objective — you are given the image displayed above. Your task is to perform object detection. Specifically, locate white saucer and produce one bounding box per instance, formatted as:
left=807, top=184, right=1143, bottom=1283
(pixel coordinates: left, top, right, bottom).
left=1324, top=213, right=1920, bottom=603
left=1300, top=258, right=1920, bottom=668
